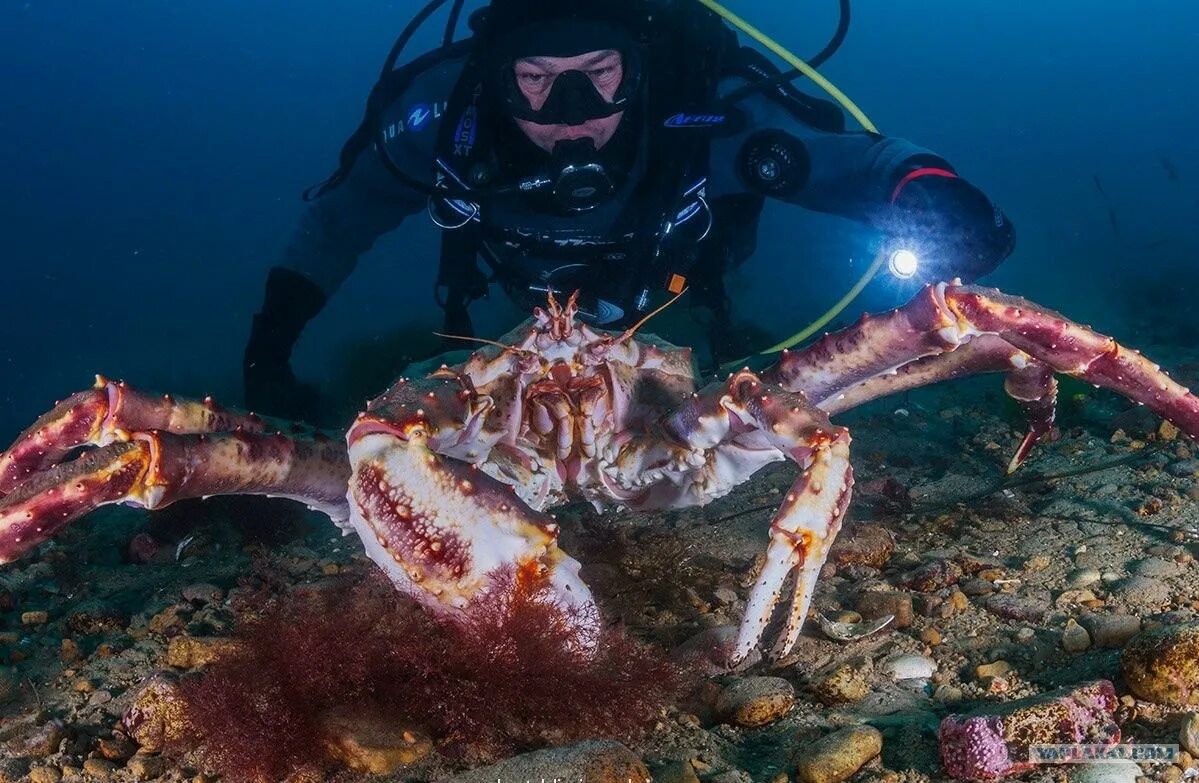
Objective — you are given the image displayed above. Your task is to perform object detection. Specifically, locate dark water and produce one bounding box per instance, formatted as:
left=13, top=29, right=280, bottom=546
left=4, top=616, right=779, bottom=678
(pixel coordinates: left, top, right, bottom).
left=2, top=0, right=1197, bottom=439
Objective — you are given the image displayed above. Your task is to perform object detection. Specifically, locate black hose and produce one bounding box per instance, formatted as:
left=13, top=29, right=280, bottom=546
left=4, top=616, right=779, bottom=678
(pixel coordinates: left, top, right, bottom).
left=443, top=0, right=467, bottom=46
left=382, top=0, right=452, bottom=76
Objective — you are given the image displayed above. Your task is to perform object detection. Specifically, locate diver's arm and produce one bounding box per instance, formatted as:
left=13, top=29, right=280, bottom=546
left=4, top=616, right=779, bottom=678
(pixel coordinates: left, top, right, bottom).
left=709, top=81, right=1015, bottom=282
left=243, top=145, right=424, bottom=418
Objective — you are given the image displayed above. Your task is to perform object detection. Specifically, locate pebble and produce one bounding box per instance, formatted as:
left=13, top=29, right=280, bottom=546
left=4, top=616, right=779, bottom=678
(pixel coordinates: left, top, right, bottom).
left=1066, top=568, right=1102, bottom=588
left=1066, top=760, right=1143, bottom=782
left=854, top=591, right=913, bottom=628
left=1120, top=622, right=1199, bottom=705
left=181, top=583, right=224, bottom=604
left=671, top=626, right=761, bottom=675
left=828, top=524, right=895, bottom=569
left=975, top=660, right=1013, bottom=681
left=126, top=754, right=166, bottom=781
left=983, top=594, right=1049, bottom=622
left=794, top=726, right=882, bottom=783
left=879, top=653, right=936, bottom=681
left=920, top=627, right=942, bottom=646
left=898, top=559, right=963, bottom=592
left=165, top=636, right=241, bottom=668
left=441, top=740, right=650, bottom=783
left=1080, top=614, right=1142, bottom=648
left=1112, top=576, right=1172, bottom=609
left=28, top=768, right=61, bottom=783
left=4, top=720, right=66, bottom=759
left=1062, top=618, right=1092, bottom=652
left=1180, top=712, right=1199, bottom=757
left=20, top=611, right=48, bottom=625
left=81, top=759, right=115, bottom=781
left=320, top=706, right=432, bottom=774
left=715, top=676, right=796, bottom=728
left=1129, top=558, right=1183, bottom=578
left=651, top=760, right=701, bottom=783
left=811, top=659, right=872, bottom=705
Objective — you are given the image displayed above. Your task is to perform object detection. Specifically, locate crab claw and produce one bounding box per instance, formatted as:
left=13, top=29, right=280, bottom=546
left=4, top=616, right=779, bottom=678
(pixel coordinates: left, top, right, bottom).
left=346, top=414, right=600, bottom=649
left=734, top=434, right=854, bottom=664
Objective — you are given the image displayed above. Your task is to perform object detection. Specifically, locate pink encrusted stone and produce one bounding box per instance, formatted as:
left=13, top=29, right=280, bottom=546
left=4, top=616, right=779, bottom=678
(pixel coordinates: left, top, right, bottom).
left=938, top=679, right=1120, bottom=781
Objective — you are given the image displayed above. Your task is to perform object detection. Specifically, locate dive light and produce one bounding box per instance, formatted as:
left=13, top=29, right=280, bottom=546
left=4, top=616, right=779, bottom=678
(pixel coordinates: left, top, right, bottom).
left=887, top=248, right=919, bottom=279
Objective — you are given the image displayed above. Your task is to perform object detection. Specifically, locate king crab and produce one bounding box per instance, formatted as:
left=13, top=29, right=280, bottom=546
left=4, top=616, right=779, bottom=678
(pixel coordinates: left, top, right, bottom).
left=2, top=282, right=1198, bottom=665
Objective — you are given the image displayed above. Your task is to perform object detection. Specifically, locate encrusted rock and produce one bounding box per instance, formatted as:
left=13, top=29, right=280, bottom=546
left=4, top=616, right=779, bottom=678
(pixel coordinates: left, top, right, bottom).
left=652, top=760, right=701, bottom=783
left=1080, top=614, right=1142, bottom=648
left=715, top=676, right=795, bottom=727
left=671, top=626, right=761, bottom=675
left=320, top=706, right=432, bottom=774
left=1111, top=576, right=1171, bottom=609
left=126, top=753, right=166, bottom=781
left=982, top=595, right=1048, bottom=623
left=811, top=658, right=871, bottom=705
left=121, top=673, right=189, bottom=753
left=794, top=725, right=882, bottom=783
left=898, top=560, right=963, bottom=592
left=938, top=680, right=1119, bottom=781
left=441, top=739, right=650, bottom=783
left=1121, top=622, right=1199, bottom=705
left=165, top=635, right=241, bottom=668
left=28, top=767, right=61, bottom=783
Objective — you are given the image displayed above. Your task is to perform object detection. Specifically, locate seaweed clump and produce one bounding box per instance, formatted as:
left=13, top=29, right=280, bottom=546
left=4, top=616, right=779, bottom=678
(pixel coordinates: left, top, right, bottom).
left=168, top=566, right=690, bottom=782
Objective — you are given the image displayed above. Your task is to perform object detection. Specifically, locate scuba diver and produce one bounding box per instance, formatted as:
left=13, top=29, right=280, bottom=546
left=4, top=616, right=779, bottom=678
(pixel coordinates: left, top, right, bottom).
left=243, top=0, right=1016, bottom=419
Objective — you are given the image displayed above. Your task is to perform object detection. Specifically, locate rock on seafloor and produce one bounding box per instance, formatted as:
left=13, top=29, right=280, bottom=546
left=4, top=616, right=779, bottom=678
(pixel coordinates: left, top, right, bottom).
left=715, top=676, right=796, bottom=727
left=937, top=680, right=1120, bottom=781
left=1120, top=621, right=1199, bottom=705
left=441, top=740, right=650, bottom=783
left=794, top=725, right=883, bottom=783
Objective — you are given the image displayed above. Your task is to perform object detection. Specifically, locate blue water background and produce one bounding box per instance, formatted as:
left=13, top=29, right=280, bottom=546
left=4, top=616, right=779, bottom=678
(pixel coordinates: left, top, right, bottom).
left=1, top=1, right=1197, bottom=439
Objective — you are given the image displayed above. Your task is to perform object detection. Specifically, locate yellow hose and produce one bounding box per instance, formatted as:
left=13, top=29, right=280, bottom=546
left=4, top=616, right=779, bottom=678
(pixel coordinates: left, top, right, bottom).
left=696, top=0, right=879, bottom=133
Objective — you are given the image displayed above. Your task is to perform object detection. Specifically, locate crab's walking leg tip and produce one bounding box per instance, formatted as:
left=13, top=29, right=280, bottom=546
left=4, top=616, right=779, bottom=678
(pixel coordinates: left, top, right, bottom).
left=1007, top=430, right=1039, bottom=475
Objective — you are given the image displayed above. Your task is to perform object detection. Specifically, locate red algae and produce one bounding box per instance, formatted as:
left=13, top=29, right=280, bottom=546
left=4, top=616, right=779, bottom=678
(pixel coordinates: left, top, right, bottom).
left=170, top=566, right=690, bottom=781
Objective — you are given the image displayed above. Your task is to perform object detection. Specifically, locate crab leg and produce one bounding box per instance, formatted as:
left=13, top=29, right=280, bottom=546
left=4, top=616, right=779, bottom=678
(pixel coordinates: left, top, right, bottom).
left=661, top=372, right=853, bottom=662
left=0, top=430, right=350, bottom=563
left=764, top=281, right=1199, bottom=467
left=1, top=376, right=292, bottom=495
left=815, top=334, right=1059, bottom=472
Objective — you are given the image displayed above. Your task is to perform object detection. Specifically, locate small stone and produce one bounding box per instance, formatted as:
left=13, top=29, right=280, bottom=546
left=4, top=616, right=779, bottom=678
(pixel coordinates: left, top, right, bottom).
left=441, top=740, right=650, bottom=783
left=1062, top=618, right=1092, bottom=652
left=652, top=760, right=701, bottom=783
left=794, top=726, right=882, bottom=783
left=811, top=659, right=871, bottom=705
left=959, top=578, right=994, bottom=597
left=20, top=611, right=48, bottom=625
left=28, top=767, right=62, bottom=783
left=320, top=706, right=432, bottom=774
left=59, top=638, right=82, bottom=663
left=920, top=627, right=942, bottom=646
left=1112, top=576, right=1172, bottom=609
left=1067, top=760, right=1143, bottom=782
left=4, top=720, right=66, bottom=759
left=829, top=524, right=895, bottom=569
left=1066, top=568, right=1102, bottom=588
left=983, top=594, right=1049, bottom=622
left=165, top=636, right=241, bottom=668
left=826, top=610, right=861, bottom=624
left=126, top=754, right=166, bottom=781
left=1129, top=558, right=1183, bottom=578
left=716, top=676, right=795, bottom=727
left=181, top=583, right=223, bottom=604
left=1120, top=622, right=1199, bottom=705
left=975, top=660, right=1013, bottom=681
left=671, top=626, right=761, bottom=675
left=898, top=559, right=963, bottom=592
left=1024, top=554, right=1052, bottom=572
left=96, top=735, right=135, bottom=761
left=81, top=759, right=115, bottom=781
left=854, top=591, right=913, bottom=628
left=1180, top=712, right=1199, bottom=757
left=1160, top=420, right=1181, bottom=441
left=879, top=653, right=936, bottom=681
left=1080, top=614, right=1142, bottom=648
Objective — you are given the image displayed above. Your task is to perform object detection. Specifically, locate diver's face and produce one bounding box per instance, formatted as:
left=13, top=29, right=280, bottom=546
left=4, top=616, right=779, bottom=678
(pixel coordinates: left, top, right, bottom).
left=513, top=49, right=625, bottom=152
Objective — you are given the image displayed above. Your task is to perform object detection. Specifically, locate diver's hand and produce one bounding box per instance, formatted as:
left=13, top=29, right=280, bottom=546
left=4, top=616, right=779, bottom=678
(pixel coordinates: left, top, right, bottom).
left=243, top=358, right=321, bottom=421
left=886, top=173, right=1016, bottom=283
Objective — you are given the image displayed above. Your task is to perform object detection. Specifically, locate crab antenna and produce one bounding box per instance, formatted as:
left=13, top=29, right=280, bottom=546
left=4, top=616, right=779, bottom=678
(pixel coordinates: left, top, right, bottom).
left=432, top=332, right=518, bottom=352
left=618, top=287, right=688, bottom=343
